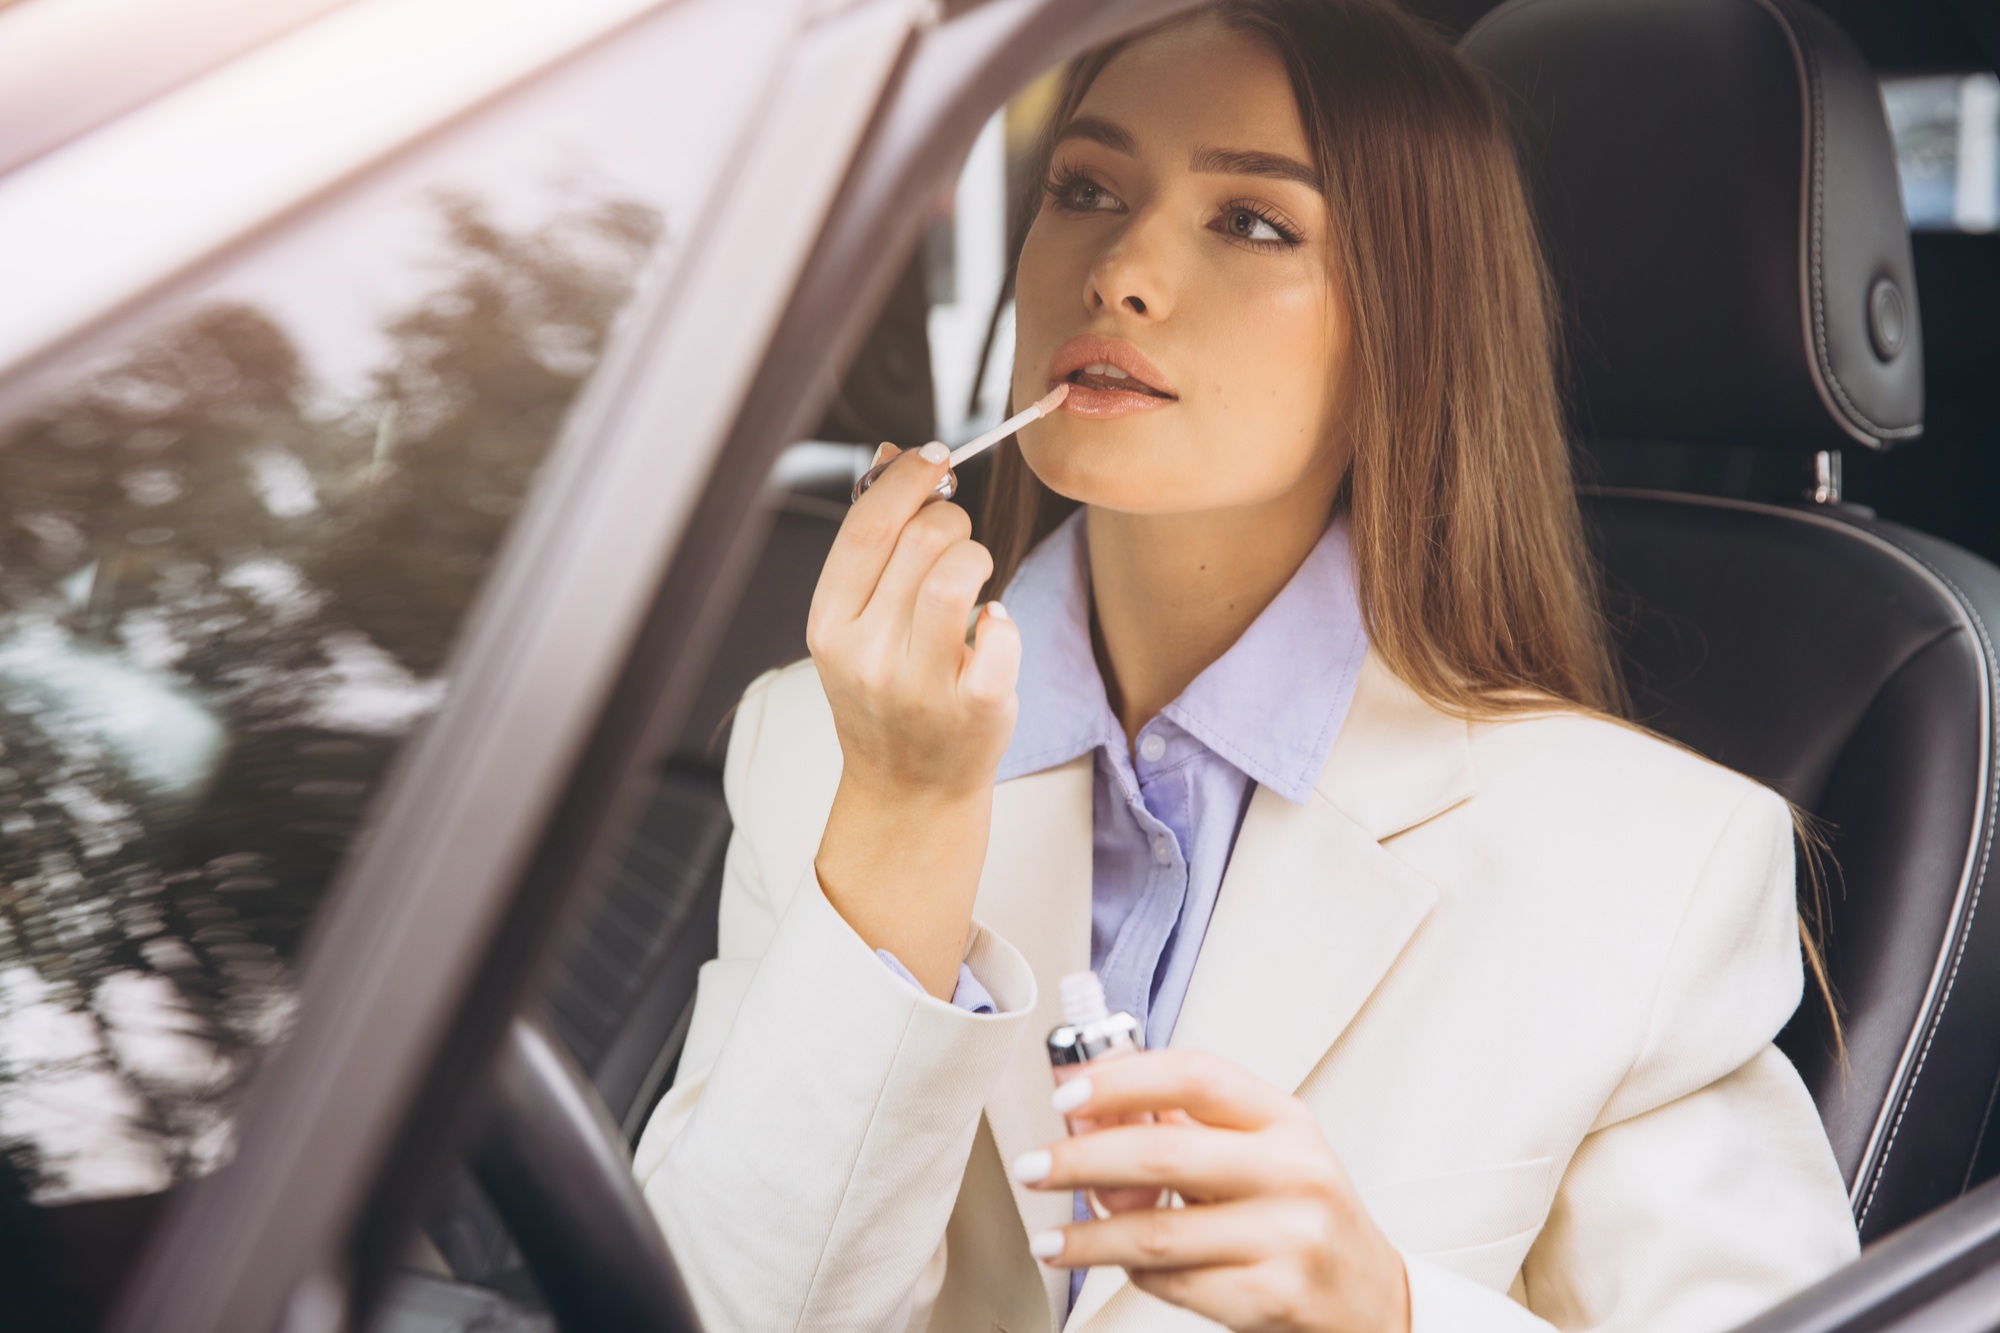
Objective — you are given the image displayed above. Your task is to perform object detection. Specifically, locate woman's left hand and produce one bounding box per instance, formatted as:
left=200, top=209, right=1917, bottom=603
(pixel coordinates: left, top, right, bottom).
left=1011, top=1050, right=1410, bottom=1333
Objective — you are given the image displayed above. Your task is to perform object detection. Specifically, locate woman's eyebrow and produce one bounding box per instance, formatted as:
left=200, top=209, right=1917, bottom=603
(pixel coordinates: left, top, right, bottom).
left=1054, top=115, right=1137, bottom=154
left=1054, top=117, right=1321, bottom=193
left=1190, top=146, right=1323, bottom=192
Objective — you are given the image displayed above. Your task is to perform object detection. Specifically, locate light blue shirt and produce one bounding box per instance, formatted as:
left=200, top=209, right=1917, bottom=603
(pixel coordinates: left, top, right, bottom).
left=995, top=508, right=1369, bottom=1048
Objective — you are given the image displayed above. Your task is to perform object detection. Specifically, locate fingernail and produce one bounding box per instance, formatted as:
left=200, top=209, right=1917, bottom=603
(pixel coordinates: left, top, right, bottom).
left=1050, top=1077, right=1091, bottom=1114
left=986, top=600, right=1011, bottom=623
left=871, top=442, right=894, bottom=466
left=1009, top=1149, right=1052, bottom=1184
left=1029, top=1229, right=1066, bottom=1261
left=918, top=441, right=950, bottom=465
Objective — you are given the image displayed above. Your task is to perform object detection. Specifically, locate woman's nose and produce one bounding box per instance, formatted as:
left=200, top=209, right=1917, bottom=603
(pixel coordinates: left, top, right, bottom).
left=1083, top=216, right=1174, bottom=321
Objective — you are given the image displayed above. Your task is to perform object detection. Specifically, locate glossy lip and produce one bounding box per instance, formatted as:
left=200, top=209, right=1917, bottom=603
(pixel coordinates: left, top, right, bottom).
left=1046, top=334, right=1179, bottom=418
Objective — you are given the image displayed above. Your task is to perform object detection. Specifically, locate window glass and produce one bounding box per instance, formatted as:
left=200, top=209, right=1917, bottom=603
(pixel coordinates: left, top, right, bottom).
left=455, top=62, right=1058, bottom=1321
left=1882, top=72, right=2000, bottom=231
left=527, top=68, right=1073, bottom=1168
left=923, top=69, right=1064, bottom=446
left=0, top=0, right=758, bottom=1259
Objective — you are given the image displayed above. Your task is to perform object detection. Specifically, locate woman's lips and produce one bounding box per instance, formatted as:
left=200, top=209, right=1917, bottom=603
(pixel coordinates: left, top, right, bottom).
left=1047, top=335, right=1178, bottom=419
left=1057, top=379, right=1177, bottom=417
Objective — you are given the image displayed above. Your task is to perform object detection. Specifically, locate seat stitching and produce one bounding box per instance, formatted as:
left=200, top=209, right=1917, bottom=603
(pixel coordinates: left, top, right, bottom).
left=1762, top=0, right=1922, bottom=442
left=1852, top=532, right=2000, bottom=1226
left=1585, top=487, right=1996, bottom=1225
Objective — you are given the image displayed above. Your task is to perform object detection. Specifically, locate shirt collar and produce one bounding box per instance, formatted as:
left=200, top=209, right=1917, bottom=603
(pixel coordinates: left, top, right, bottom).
left=996, top=508, right=1369, bottom=804
left=992, top=510, right=1120, bottom=782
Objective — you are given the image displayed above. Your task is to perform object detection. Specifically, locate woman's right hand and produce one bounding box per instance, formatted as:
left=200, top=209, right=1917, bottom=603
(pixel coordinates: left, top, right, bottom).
left=806, top=442, right=1022, bottom=997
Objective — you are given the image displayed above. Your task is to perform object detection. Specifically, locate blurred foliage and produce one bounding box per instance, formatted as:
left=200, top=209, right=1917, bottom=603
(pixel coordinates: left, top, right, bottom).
left=0, top=190, right=660, bottom=1234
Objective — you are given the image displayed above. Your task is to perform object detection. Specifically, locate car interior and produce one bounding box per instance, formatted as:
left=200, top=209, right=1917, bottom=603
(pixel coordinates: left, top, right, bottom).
left=519, top=0, right=1996, bottom=1307
left=380, top=1, right=2000, bottom=1328
left=3, top=0, right=1999, bottom=1328
left=398, top=0, right=1991, bottom=1315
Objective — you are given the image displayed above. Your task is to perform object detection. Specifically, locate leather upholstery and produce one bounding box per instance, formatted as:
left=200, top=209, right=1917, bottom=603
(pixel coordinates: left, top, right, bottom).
left=1587, top=492, right=2000, bottom=1240
left=1468, top=0, right=2000, bottom=1242
left=1463, top=0, right=1923, bottom=451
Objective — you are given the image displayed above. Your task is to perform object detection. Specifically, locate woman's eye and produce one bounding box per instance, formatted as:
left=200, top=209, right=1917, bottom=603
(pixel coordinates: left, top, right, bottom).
left=1222, top=208, right=1289, bottom=244
left=1055, top=175, right=1118, bottom=212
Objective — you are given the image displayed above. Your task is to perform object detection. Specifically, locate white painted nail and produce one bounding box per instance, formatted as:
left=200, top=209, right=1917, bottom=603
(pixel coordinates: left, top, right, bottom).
left=1050, top=1077, right=1092, bottom=1114
left=986, top=600, right=1011, bottom=622
left=918, top=440, right=950, bottom=464
left=1010, top=1149, right=1052, bottom=1184
left=871, top=442, right=894, bottom=466
left=1029, top=1229, right=1066, bottom=1261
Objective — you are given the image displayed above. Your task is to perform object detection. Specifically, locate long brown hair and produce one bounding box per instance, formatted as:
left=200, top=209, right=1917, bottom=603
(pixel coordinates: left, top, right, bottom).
left=984, top=0, right=1622, bottom=719
left=983, top=0, right=1843, bottom=1045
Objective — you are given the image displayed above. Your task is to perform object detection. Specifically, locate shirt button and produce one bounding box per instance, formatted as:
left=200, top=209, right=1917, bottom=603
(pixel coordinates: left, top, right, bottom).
left=1138, top=734, right=1166, bottom=762
left=1153, top=834, right=1175, bottom=866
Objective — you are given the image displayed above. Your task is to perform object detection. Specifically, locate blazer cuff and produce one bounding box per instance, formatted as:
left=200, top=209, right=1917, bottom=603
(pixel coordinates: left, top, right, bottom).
left=875, top=951, right=1001, bottom=1016
left=645, top=871, right=1037, bottom=1329
left=669, top=870, right=1037, bottom=1134
left=1406, top=1255, right=1552, bottom=1332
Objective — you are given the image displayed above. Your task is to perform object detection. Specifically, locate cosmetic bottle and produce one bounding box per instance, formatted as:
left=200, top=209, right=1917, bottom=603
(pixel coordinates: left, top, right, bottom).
left=1046, top=971, right=1170, bottom=1217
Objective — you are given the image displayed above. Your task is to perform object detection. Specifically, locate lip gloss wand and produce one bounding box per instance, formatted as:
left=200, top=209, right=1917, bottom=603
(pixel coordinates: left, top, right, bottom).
left=849, top=383, right=1070, bottom=504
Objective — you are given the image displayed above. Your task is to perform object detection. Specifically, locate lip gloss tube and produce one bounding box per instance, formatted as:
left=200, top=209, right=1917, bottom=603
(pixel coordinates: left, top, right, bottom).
left=849, top=384, right=1069, bottom=505
left=1046, top=971, right=1171, bottom=1218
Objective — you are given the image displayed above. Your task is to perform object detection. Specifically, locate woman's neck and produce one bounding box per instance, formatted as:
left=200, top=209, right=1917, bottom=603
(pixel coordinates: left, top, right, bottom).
left=1086, top=478, right=1339, bottom=748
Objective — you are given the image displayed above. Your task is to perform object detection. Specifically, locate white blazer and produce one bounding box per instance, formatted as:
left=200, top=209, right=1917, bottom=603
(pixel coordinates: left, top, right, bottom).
left=634, top=650, right=1858, bottom=1332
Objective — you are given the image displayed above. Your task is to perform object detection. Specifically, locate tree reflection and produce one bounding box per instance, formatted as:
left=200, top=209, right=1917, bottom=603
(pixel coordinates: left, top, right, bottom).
left=0, top=193, right=660, bottom=1205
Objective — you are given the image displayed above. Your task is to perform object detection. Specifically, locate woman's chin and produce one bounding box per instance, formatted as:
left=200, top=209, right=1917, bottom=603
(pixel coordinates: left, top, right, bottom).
left=1021, top=419, right=1245, bottom=513
left=1023, top=455, right=1206, bottom=514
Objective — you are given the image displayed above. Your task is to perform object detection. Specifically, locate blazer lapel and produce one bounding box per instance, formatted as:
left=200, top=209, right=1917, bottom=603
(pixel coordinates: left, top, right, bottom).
left=1169, top=786, right=1441, bottom=1089
left=1068, top=654, right=1477, bottom=1331
left=975, top=753, right=1096, bottom=1322
left=1179, top=651, right=1475, bottom=1092
left=1065, top=795, right=1442, bottom=1331
left=1314, top=652, right=1482, bottom=844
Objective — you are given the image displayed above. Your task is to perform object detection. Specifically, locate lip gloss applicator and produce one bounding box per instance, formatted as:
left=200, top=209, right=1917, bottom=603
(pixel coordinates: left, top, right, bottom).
left=849, top=383, right=1069, bottom=505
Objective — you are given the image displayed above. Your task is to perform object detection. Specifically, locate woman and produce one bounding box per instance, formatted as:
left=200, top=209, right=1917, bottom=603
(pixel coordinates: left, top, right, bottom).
left=634, top=2, right=1858, bottom=1329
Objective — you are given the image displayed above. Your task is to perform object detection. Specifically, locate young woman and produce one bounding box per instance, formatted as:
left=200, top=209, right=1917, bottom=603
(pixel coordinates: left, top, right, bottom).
left=634, top=2, right=1858, bottom=1329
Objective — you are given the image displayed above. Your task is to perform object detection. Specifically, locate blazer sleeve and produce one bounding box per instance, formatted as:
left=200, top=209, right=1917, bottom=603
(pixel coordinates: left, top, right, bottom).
left=631, top=668, right=1041, bottom=1332
left=1407, top=784, right=1859, bottom=1331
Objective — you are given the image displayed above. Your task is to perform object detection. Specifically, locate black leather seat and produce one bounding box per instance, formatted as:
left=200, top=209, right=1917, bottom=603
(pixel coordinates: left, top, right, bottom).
left=1465, top=0, right=2000, bottom=1241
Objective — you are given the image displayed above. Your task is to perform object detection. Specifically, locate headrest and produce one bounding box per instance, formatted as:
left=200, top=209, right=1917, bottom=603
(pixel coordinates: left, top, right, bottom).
left=1462, top=0, right=1923, bottom=452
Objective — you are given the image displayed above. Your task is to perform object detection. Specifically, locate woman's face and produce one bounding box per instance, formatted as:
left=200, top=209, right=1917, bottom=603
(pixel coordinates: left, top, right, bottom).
left=1011, top=16, right=1352, bottom=516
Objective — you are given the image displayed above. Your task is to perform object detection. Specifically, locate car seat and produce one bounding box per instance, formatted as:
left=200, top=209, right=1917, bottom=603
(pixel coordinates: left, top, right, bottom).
left=1464, top=0, right=2000, bottom=1241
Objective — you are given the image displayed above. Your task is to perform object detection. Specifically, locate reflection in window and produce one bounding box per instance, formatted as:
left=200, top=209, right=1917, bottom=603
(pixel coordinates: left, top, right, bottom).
left=927, top=111, right=1010, bottom=445
left=1883, top=72, right=2000, bottom=231
left=924, top=72, right=1065, bottom=446
left=0, top=195, right=658, bottom=1204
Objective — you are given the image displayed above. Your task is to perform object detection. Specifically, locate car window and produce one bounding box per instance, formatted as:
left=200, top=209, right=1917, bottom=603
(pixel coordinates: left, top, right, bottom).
left=927, top=70, right=1064, bottom=449
left=1882, top=72, right=2000, bottom=231
left=426, top=92, right=1037, bottom=1323
left=0, top=0, right=766, bottom=1321
left=518, top=69, right=1065, bottom=1248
